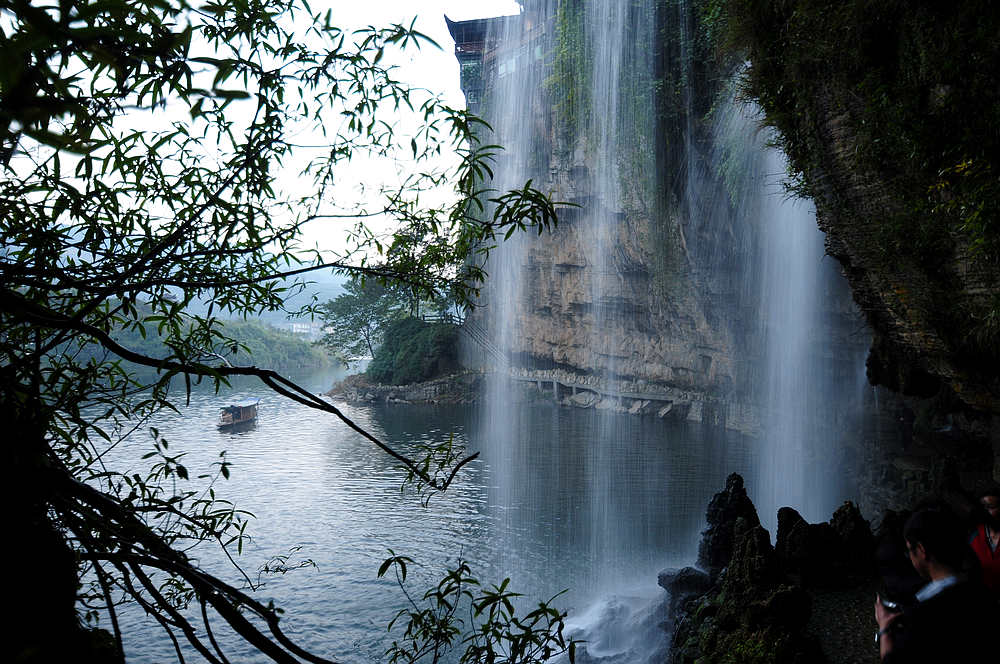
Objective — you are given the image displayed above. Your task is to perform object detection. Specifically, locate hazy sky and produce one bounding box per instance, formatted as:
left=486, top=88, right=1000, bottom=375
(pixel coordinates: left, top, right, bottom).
left=293, top=1, right=523, bottom=253
left=341, top=1, right=520, bottom=101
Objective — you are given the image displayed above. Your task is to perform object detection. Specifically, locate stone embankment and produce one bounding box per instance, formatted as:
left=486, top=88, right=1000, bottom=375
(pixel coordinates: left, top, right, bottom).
left=327, top=367, right=761, bottom=432
left=326, top=371, right=484, bottom=405
left=506, top=367, right=761, bottom=434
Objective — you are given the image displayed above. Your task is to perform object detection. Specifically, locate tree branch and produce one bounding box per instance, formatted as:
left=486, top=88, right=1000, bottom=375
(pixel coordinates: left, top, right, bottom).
left=2, top=287, right=479, bottom=492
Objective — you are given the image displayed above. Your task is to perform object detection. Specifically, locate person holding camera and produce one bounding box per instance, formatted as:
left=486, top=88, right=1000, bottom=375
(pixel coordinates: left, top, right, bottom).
left=874, top=507, right=998, bottom=662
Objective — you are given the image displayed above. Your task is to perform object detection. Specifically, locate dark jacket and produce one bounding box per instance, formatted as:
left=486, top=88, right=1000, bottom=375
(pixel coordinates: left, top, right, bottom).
left=883, top=579, right=998, bottom=663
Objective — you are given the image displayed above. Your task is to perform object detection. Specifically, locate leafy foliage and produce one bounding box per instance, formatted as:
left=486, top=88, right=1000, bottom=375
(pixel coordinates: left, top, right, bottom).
left=379, top=554, right=577, bottom=664
left=0, top=0, right=568, bottom=661
left=366, top=317, right=460, bottom=385
left=316, top=277, right=407, bottom=362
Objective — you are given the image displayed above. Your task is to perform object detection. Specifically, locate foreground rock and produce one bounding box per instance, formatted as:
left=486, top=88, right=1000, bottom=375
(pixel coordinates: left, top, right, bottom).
left=663, top=474, right=876, bottom=664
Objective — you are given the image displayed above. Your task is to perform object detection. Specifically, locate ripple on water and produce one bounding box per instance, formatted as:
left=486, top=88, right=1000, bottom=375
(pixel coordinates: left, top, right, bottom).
left=108, top=375, right=755, bottom=663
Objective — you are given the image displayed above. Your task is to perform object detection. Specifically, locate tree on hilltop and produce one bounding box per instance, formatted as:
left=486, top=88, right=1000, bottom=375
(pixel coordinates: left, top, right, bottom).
left=0, top=1, right=569, bottom=662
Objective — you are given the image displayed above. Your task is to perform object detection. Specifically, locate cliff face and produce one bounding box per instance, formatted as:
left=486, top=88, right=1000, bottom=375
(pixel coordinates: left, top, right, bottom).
left=726, top=1, right=1000, bottom=418
left=808, top=74, right=999, bottom=418
left=503, top=158, right=746, bottom=397
left=450, top=5, right=870, bottom=437
left=445, top=1, right=1000, bottom=519
left=720, top=0, right=1000, bottom=486
left=449, top=2, right=1000, bottom=505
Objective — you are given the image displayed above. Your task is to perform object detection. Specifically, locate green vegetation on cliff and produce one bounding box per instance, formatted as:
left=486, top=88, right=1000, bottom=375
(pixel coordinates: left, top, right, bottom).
left=547, top=0, right=591, bottom=141
left=366, top=317, right=460, bottom=385
left=722, top=1, right=1000, bottom=256
left=717, top=0, right=1000, bottom=401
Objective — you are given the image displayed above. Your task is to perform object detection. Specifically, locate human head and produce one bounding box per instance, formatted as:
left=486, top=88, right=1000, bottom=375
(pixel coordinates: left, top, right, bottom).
left=903, top=507, right=968, bottom=578
left=980, top=485, right=1000, bottom=527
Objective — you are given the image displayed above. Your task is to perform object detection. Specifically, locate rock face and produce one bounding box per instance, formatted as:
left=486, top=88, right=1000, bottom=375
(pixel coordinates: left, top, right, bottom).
left=775, top=503, right=874, bottom=588
left=471, top=185, right=756, bottom=410
left=725, top=3, right=1000, bottom=462
left=450, top=6, right=870, bottom=440
left=696, top=473, right=761, bottom=581
left=449, top=2, right=999, bottom=502
left=664, top=474, right=877, bottom=664
left=814, top=96, right=999, bottom=416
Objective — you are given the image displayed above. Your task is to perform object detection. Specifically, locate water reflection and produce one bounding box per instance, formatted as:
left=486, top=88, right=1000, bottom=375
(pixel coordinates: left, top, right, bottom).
left=116, top=371, right=755, bottom=663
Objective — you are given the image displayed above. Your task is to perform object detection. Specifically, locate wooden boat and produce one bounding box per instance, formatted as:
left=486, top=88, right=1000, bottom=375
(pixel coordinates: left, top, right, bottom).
left=218, top=401, right=258, bottom=430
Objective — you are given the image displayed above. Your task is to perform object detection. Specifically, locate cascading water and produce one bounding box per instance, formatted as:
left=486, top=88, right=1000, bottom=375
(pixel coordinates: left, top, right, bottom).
left=706, top=93, right=871, bottom=530
left=755, top=146, right=857, bottom=525
left=464, top=0, right=870, bottom=657
left=477, top=0, right=644, bottom=593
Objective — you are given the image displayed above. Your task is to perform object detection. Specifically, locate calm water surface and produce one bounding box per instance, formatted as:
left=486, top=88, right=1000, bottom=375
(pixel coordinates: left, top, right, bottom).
left=113, top=369, right=756, bottom=663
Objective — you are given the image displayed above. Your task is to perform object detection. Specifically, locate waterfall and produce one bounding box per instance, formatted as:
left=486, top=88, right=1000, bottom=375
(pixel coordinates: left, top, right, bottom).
left=462, top=0, right=869, bottom=643
left=476, top=0, right=662, bottom=595
left=708, top=93, right=870, bottom=529
left=756, top=147, right=845, bottom=524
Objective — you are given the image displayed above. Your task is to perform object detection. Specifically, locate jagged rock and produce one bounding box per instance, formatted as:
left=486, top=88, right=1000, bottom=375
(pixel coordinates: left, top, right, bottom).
left=658, top=566, right=712, bottom=615
left=697, top=473, right=761, bottom=581
left=762, top=585, right=812, bottom=632
left=570, top=391, right=598, bottom=407
left=658, top=566, right=712, bottom=595
left=829, top=501, right=875, bottom=582
left=669, top=476, right=831, bottom=664
left=721, top=523, right=778, bottom=600
left=775, top=503, right=874, bottom=588
left=775, top=507, right=839, bottom=587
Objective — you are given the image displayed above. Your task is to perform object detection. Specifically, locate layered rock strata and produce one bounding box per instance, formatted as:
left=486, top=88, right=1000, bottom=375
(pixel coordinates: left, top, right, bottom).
left=449, top=8, right=870, bottom=439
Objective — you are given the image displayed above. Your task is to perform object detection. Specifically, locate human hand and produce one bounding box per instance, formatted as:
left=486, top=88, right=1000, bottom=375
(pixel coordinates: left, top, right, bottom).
left=874, top=594, right=900, bottom=631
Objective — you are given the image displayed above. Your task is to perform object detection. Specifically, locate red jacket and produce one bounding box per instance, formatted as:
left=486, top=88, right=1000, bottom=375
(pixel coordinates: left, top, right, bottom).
left=970, top=523, right=1000, bottom=595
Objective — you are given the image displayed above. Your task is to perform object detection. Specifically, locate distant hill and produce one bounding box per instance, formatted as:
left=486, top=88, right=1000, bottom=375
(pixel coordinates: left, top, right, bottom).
left=184, top=271, right=347, bottom=333
left=77, top=304, right=335, bottom=372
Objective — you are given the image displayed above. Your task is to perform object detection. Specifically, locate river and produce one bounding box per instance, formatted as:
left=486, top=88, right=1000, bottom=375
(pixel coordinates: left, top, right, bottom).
left=113, top=368, right=757, bottom=663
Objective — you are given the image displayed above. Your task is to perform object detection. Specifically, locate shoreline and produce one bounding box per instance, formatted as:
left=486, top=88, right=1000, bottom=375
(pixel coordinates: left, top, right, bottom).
left=326, top=370, right=485, bottom=405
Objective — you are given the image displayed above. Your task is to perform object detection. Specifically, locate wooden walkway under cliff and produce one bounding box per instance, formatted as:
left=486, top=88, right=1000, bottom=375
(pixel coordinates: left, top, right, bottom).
left=454, top=316, right=759, bottom=432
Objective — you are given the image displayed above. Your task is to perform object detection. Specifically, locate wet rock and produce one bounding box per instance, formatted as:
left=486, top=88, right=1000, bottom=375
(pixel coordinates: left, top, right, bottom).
left=697, top=473, right=761, bottom=581
left=658, top=566, right=711, bottom=614
left=570, top=391, right=598, bottom=407
left=722, top=523, right=778, bottom=599
left=668, top=476, right=830, bottom=664
left=775, top=507, right=838, bottom=586
left=829, top=501, right=875, bottom=583
left=775, top=503, right=874, bottom=588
